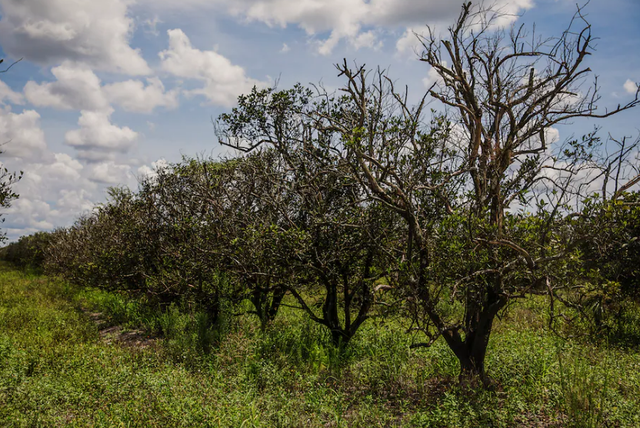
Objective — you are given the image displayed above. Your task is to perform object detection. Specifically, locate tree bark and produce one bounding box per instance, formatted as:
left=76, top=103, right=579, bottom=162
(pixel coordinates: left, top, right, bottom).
left=442, top=292, right=506, bottom=386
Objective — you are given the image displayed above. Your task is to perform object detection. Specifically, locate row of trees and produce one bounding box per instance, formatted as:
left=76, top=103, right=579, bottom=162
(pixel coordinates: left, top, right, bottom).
left=214, top=2, right=640, bottom=381
left=41, top=148, right=394, bottom=344
left=2, top=3, right=639, bottom=384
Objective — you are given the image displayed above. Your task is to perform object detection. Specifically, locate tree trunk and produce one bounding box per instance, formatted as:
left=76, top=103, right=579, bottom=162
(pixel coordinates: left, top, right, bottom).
left=250, top=282, right=286, bottom=331
left=444, top=293, right=506, bottom=387
left=267, top=287, right=286, bottom=323
left=457, top=338, right=490, bottom=386
left=205, top=295, right=220, bottom=326
left=330, top=329, right=351, bottom=348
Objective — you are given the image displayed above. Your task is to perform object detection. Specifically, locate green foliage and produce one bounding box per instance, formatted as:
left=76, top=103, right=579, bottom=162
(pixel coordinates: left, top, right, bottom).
left=2, top=265, right=640, bottom=427
left=6, top=1, right=639, bottom=400
left=558, top=192, right=640, bottom=342
left=0, top=231, right=55, bottom=270
left=577, top=192, right=640, bottom=299
left=0, top=156, right=22, bottom=243
left=558, top=347, right=610, bottom=428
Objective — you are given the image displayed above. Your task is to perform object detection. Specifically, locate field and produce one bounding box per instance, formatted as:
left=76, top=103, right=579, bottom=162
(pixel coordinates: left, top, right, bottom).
left=1, top=263, right=639, bottom=427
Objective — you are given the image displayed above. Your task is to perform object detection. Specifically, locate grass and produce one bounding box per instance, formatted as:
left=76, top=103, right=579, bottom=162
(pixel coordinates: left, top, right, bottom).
left=1, top=263, right=639, bottom=427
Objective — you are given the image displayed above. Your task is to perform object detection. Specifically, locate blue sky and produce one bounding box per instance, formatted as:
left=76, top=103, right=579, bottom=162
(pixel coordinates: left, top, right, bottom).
left=0, top=0, right=638, bottom=241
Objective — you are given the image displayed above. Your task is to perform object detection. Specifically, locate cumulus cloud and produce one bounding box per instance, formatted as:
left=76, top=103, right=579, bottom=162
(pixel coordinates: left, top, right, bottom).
left=624, top=79, right=639, bottom=94
left=65, top=109, right=139, bottom=160
left=5, top=198, right=55, bottom=231
left=85, top=161, right=133, bottom=184
left=143, top=0, right=532, bottom=55
left=103, top=77, right=179, bottom=114
left=351, top=30, right=382, bottom=50
left=2, top=152, right=99, bottom=239
left=0, top=0, right=150, bottom=75
left=2, top=146, right=140, bottom=240
left=43, top=153, right=84, bottom=182
left=24, top=62, right=109, bottom=111
left=422, top=62, right=446, bottom=88
left=396, top=27, right=428, bottom=56
left=24, top=62, right=177, bottom=114
left=159, top=29, right=266, bottom=106
left=56, top=188, right=96, bottom=214
left=0, top=79, right=24, bottom=105
left=137, top=158, right=169, bottom=180
left=0, top=107, right=47, bottom=159
left=9, top=153, right=83, bottom=192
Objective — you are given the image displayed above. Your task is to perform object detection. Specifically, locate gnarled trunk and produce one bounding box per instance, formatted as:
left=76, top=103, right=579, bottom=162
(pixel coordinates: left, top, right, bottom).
left=250, top=278, right=286, bottom=330
left=439, top=289, right=506, bottom=386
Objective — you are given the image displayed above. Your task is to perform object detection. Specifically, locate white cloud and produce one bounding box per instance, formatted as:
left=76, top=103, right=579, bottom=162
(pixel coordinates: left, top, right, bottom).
left=65, top=109, right=138, bottom=160
left=143, top=16, right=163, bottom=36
left=422, top=63, right=446, bottom=88
left=0, top=79, right=24, bottom=105
left=159, top=29, right=266, bottom=106
left=6, top=198, right=55, bottom=230
left=24, top=62, right=109, bottom=111
left=0, top=107, right=47, bottom=159
left=1, top=151, right=101, bottom=239
left=143, top=0, right=532, bottom=55
left=2, top=144, right=141, bottom=240
left=137, top=158, right=169, bottom=180
left=103, top=77, right=179, bottom=114
left=56, top=189, right=95, bottom=213
left=24, top=62, right=178, bottom=114
left=10, top=153, right=84, bottom=193
left=624, top=79, right=638, bottom=94
left=47, top=153, right=84, bottom=180
left=86, top=161, right=133, bottom=184
left=544, top=127, right=560, bottom=145
left=0, top=0, right=150, bottom=75
left=396, top=27, right=426, bottom=56
left=351, top=30, right=381, bottom=50
left=280, top=43, right=290, bottom=53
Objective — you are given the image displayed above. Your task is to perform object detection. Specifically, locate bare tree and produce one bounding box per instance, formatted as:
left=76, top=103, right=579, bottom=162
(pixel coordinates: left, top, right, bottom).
left=331, top=2, right=638, bottom=383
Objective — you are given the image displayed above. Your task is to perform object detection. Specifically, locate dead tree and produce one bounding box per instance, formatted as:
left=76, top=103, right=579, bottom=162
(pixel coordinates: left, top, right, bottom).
left=332, top=2, right=639, bottom=383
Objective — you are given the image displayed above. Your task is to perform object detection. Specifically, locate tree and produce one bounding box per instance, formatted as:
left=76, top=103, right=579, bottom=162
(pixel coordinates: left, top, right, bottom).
left=0, top=231, right=54, bottom=269
left=179, top=151, right=297, bottom=329
left=560, top=135, right=640, bottom=337
left=217, top=86, right=395, bottom=346
left=339, top=2, right=638, bottom=383
left=217, top=2, right=639, bottom=382
left=0, top=156, right=21, bottom=242
left=46, top=162, right=239, bottom=324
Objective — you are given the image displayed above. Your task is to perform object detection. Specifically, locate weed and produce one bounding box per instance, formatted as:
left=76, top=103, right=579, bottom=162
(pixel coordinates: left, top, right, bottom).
left=558, top=347, right=611, bottom=428
left=1, top=265, right=639, bottom=427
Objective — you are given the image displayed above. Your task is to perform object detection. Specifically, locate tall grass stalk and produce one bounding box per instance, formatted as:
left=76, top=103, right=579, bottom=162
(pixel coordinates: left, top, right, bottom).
left=558, top=347, right=610, bottom=428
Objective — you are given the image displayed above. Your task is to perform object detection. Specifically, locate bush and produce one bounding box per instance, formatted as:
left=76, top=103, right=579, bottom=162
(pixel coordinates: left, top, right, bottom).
left=0, top=231, right=55, bottom=270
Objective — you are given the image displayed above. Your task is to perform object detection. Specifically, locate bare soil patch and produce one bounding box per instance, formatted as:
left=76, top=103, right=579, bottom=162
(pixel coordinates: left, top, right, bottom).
left=81, top=308, right=159, bottom=349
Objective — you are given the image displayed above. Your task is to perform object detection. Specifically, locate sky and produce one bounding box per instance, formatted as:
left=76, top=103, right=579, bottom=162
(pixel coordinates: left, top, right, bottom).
left=0, top=0, right=638, bottom=242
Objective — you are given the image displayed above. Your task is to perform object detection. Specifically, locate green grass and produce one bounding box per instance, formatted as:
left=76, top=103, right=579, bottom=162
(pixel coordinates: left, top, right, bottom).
left=1, top=264, right=639, bottom=427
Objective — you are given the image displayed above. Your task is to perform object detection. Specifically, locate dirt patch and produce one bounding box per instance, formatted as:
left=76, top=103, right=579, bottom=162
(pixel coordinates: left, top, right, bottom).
left=81, top=308, right=159, bottom=349
left=98, top=324, right=158, bottom=348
